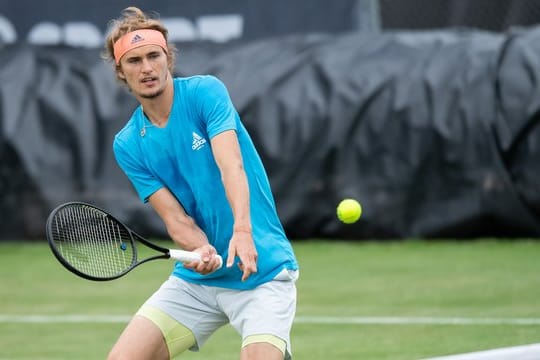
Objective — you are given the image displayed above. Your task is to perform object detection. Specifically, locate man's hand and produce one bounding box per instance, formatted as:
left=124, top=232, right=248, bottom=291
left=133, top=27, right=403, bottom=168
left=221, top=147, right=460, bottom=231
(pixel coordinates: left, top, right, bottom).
left=183, top=244, right=221, bottom=275
left=226, top=230, right=258, bottom=281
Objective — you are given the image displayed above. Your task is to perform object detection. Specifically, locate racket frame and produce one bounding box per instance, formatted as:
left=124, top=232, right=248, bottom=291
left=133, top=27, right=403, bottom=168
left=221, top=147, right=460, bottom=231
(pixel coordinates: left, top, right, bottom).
left=46, top=202, right=176, bottom=281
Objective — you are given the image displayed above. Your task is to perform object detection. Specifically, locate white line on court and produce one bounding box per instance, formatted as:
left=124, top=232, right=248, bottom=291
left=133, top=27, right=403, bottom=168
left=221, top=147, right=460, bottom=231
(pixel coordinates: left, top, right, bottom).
left=0, top=314, right=131, bottom=323
left=422, top=343, right=540, bottom=360
left=3, top=314, right=539, bottom=359
left=1, top=315, right=540, bottom=325
left=295, top=316, right=540, bottom=325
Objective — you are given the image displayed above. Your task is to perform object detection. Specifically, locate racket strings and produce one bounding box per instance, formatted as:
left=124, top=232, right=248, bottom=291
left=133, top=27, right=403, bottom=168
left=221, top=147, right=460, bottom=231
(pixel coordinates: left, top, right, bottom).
left=50, top=205, right=135, bottom=278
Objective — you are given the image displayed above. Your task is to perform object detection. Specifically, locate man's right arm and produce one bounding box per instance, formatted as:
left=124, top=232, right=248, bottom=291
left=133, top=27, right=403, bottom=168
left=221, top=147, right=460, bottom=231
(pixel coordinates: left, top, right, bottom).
left=148, top=187, right=220, bottom=273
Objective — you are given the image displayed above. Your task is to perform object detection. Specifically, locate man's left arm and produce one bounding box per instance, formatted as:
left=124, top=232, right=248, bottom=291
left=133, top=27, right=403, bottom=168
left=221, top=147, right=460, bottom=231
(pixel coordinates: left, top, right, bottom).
left=210, top=130, right=258, bottom=281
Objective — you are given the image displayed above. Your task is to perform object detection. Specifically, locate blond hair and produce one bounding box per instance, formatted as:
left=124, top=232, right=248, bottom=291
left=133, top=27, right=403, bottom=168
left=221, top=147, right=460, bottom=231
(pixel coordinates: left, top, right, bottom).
left=102, top=7, right=177, bottom=83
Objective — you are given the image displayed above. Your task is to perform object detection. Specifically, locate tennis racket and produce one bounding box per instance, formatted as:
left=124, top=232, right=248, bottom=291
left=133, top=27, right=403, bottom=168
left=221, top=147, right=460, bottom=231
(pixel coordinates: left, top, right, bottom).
left=45, top=202, right=223, bottom=281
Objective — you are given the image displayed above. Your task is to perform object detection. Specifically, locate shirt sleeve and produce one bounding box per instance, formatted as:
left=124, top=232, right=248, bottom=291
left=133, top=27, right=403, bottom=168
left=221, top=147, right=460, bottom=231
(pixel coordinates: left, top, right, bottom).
left=195, top=75, right=239, bottom=139
left=113, top=136, right=163, bottom=203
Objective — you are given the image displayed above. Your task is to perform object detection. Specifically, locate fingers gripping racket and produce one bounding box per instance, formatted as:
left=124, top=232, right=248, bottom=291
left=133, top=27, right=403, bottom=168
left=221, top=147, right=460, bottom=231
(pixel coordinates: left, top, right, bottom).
left=46, top=202, right=222, bottom=281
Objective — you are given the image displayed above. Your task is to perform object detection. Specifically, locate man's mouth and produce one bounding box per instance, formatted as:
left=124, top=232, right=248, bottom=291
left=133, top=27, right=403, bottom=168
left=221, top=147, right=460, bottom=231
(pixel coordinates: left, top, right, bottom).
left=141, top=77, right=157, bottom=84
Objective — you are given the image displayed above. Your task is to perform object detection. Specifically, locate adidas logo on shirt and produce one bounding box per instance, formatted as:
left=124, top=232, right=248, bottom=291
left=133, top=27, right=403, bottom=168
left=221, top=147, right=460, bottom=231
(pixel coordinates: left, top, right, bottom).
left=192, top=132, right=207, bottom=150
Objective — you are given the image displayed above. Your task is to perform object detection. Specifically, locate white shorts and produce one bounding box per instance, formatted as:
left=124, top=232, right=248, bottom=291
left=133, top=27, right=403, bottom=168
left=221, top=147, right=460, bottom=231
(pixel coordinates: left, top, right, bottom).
left=141, top=270, right=298, bottom=358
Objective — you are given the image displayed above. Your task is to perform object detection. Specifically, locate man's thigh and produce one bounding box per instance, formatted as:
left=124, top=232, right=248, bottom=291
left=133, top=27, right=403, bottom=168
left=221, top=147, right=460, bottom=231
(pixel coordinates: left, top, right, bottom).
left=143, top=277, right=228, bottom=351
left=108, top=315, right=169, bottom=360
left=219, top=278, right=297, bottom=358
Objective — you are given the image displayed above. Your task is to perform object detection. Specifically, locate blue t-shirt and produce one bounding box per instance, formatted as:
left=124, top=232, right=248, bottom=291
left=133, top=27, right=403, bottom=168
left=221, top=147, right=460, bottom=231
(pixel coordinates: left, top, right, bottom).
left=113, top=75, right=298, bottom=290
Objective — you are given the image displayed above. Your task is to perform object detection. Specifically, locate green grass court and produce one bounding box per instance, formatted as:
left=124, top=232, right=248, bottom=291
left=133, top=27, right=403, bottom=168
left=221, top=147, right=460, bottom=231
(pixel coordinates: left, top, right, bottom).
left=1, top=239, right=540, bottom=359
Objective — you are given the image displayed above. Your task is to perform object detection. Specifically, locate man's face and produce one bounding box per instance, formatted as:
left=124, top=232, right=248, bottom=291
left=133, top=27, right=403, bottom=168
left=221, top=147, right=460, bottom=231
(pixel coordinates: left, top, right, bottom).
left=118, top=45, right=170, bottom=99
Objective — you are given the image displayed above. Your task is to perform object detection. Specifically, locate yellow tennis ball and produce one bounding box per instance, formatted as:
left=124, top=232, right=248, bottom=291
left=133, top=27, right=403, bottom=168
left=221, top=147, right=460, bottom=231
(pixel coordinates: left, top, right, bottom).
left=337, top=199, right=362, bottom=224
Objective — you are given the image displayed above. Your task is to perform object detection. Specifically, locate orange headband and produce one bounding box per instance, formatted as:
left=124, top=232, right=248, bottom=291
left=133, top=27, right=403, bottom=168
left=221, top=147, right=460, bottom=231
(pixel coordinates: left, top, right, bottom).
left=113, top=29, right=168, bottom=64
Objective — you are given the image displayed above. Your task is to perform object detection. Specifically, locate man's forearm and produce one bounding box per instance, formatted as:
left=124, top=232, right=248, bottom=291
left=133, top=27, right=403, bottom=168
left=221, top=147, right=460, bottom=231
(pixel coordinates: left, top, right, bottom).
left=167, top=215, right=210, bottom=251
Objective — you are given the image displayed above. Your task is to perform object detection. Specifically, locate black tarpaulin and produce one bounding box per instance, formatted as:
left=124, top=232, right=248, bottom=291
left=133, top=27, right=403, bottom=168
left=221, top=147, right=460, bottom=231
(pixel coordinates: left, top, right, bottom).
left=1, top=27, right=540, bottom=240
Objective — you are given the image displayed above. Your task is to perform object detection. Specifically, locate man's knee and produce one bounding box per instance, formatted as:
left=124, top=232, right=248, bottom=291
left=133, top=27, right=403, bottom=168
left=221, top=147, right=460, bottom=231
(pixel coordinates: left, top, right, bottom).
left=137, top=305, right=196, bottom=357
left=106, top=313, right=174, bottom=360
left=242, top=334, right=287, bottom=359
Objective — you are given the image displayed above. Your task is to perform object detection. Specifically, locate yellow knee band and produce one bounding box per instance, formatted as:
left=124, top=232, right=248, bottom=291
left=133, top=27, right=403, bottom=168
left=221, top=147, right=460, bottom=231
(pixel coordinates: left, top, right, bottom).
left=242, top=334, right=286, bottom=356
left=136, top=305, right=195, bottom=358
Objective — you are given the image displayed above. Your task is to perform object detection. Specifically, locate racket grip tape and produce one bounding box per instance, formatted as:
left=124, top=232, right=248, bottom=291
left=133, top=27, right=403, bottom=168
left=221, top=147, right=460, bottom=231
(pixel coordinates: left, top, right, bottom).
left=169, top=249, right=223, bottom=269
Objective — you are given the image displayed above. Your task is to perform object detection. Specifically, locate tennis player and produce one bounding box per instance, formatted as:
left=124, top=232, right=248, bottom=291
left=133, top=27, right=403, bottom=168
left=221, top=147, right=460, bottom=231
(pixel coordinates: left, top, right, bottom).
left=103, top=7, right=299, bottom=360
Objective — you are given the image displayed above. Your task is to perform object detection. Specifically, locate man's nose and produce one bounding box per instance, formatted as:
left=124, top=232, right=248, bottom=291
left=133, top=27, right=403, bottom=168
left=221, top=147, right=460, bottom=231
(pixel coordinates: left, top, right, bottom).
left=141, top=58, right=152, bottom=72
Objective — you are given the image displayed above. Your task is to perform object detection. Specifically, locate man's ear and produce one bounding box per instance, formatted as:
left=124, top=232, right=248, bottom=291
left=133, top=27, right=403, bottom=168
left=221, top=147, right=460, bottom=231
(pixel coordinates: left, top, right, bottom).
left=116, top=63, right=126, bottom=79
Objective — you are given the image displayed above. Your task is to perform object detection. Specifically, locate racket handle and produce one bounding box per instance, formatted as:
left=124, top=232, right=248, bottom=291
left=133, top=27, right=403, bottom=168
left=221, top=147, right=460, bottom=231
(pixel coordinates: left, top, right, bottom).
left=169, top=249, right=223, bottom=269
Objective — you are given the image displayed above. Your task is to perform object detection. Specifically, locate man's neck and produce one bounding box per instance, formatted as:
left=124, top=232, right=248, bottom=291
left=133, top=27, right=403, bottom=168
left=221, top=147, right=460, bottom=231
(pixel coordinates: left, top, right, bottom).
left=139, top=76, right=174, bottom=127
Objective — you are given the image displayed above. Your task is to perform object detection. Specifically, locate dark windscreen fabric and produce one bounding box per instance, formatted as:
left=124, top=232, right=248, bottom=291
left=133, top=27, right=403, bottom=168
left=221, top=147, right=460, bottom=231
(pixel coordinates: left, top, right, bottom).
left=1, top=27, right=540, bottom=240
